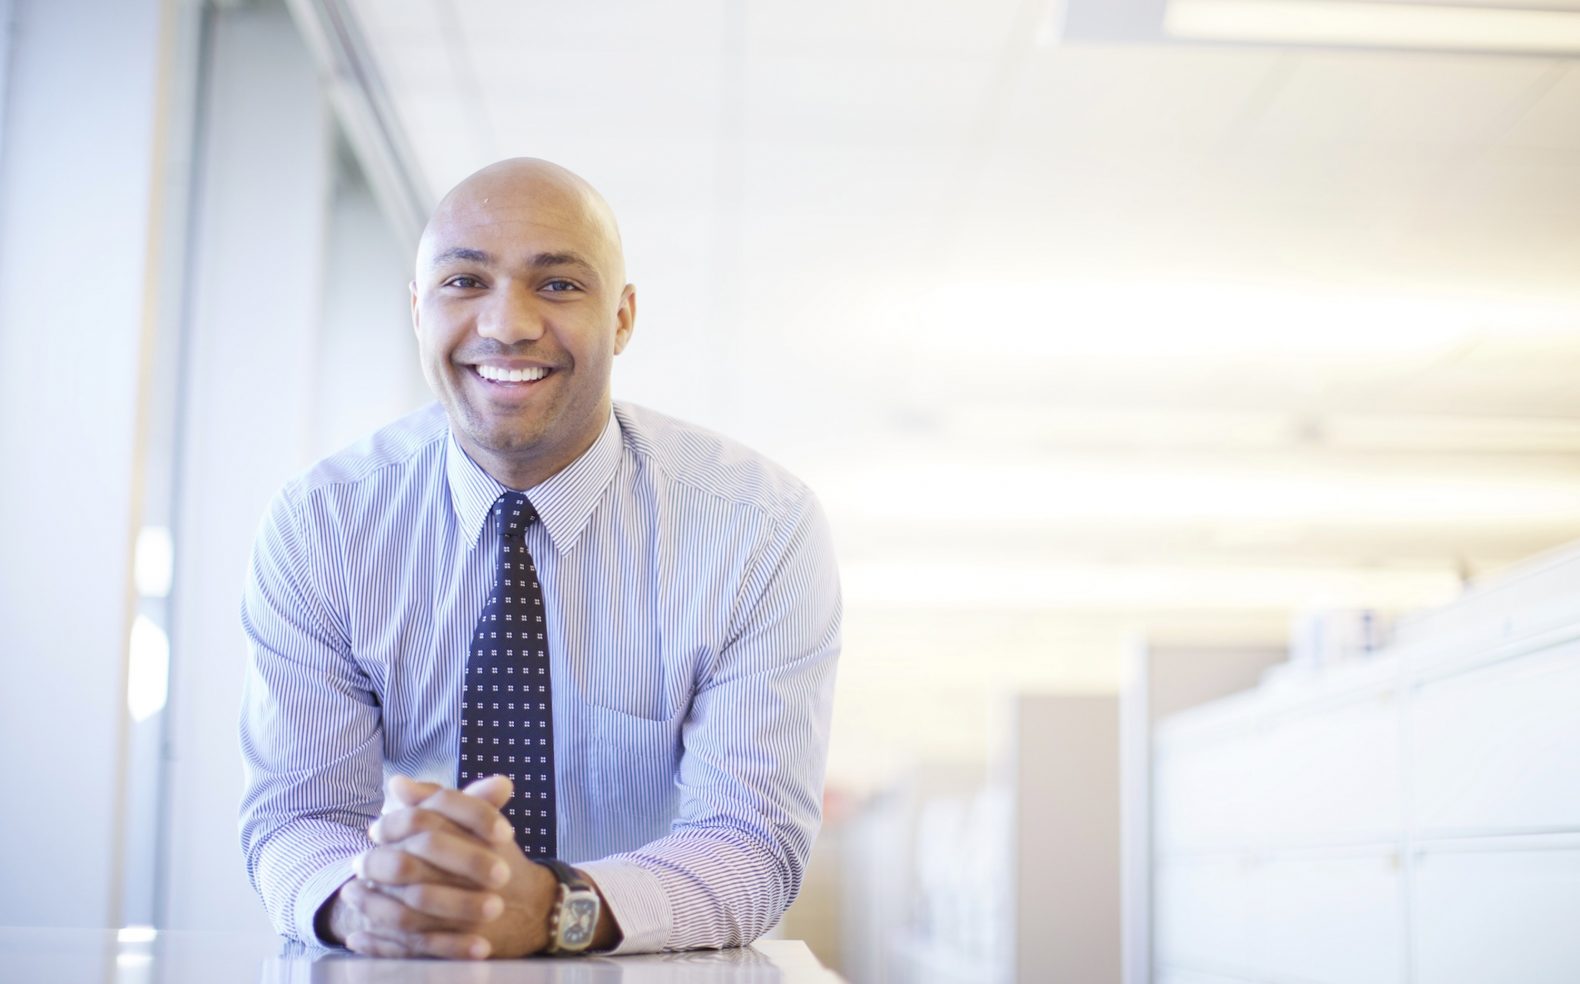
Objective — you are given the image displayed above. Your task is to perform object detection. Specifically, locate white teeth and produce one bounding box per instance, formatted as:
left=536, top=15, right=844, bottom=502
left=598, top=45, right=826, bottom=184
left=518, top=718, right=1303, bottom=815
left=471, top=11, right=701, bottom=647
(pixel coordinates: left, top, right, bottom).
left=476, top=365, right=549, bottom=383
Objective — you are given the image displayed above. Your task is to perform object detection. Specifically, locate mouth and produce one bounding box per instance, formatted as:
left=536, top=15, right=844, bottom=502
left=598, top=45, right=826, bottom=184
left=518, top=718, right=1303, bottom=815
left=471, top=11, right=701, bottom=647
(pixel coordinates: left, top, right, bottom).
left=471, top=364, right=553, bottom=386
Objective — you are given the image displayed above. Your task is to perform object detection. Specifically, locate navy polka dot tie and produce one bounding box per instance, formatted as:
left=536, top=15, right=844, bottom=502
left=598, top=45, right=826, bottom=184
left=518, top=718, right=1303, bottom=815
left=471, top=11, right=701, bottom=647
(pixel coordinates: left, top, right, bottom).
left=458, top=492, right=556, bottom=859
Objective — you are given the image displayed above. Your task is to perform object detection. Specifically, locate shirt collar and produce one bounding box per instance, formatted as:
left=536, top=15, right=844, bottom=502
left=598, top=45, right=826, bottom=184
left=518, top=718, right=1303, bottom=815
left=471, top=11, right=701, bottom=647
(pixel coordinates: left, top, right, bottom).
left=445, top=410, right=623, bottom=555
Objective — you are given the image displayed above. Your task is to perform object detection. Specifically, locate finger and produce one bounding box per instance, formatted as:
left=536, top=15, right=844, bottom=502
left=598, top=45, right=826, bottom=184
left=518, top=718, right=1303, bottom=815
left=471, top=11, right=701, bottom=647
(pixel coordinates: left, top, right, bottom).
left=343, top=877, right=466, bottom=935
left=345, top=930, right=414, bottom=958
left=388, top=774, right=443, bottom=808
left=348, top=928, right=490, bottom=960
left=356, top=844, right=493, bottom=890
left=380, top=880, right=505, bottom=924
left=462, top=774, right=514, bottom=811
left=364, top=829, right=510, bottom=889
left=369, top=805, right=491, bottom=850
left=416, top=787, right=515, bottom=845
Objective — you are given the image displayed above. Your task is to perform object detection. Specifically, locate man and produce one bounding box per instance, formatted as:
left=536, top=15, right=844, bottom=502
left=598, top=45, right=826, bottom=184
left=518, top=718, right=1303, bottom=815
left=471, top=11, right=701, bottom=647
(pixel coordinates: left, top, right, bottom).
left=239, top=158, right=841, bottom=959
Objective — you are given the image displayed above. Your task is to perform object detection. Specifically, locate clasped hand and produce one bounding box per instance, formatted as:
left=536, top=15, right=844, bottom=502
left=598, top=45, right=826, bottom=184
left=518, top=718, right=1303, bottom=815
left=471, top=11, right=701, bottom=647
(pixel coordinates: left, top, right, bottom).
left=328, top=774, right=558, bottom=959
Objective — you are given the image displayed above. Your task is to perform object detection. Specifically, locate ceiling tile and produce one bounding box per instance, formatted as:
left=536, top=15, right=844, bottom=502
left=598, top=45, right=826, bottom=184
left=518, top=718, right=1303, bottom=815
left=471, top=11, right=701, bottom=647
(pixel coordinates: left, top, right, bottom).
left=1500, top=62, right=1580, bottom=153
left=743, top=53, right=998, bottom=146
left=453, top=0, right=728, bottom=54
left=744, top=0, right=1026, bottom=57
left=740, top=139, right=966, bottom=215
left=1247, top=50, right=1555, bottom=151
left=472, top=50, right=726, bottom=144
left=1001, top=44, right=1285, bottom=153
left=347, top=0, right=445, bottom=40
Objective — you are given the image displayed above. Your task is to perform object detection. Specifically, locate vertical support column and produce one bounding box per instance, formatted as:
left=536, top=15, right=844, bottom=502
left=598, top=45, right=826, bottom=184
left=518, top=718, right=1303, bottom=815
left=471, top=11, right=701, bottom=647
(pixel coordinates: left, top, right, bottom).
left=312, top=153, right=427, bottom=455
left=159, top=0, right=333, bottom=931
left=1119, top=640, right=1152, bottom=984
left=0, top=0, right=170, bottom=929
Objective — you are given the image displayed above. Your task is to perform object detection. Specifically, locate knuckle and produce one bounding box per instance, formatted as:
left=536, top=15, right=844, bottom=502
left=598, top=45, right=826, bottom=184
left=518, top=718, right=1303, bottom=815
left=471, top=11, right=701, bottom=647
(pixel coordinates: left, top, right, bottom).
left=394, top=850, right=424, bottom=880
left=470, top=855, right=499, bottom=883
left=380, top=812, right=413, bottom=840
left=425, top=789, right=461, bottom=812
left=361, top=849, right=391, bottom=880
left=367, top=849, right=402, bottom=882
left=360, top=886, right=395, bottom=918
left=405, top=884, right=436, bottom=911
left=402, top=807, right=437, bottom=831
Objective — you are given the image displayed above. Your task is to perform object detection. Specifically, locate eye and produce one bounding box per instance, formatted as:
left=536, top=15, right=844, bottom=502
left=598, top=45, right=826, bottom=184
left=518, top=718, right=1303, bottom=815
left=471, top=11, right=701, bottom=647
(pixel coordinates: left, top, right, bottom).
left=443, top=275, right=485, bottom=289
left=542, top=279, right=581, bottom=293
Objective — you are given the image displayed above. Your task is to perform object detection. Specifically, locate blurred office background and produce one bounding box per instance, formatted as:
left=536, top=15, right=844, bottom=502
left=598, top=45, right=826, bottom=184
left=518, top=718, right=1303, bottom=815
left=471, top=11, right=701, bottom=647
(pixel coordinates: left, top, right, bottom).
left=3, top=0, right=1580, bottom=981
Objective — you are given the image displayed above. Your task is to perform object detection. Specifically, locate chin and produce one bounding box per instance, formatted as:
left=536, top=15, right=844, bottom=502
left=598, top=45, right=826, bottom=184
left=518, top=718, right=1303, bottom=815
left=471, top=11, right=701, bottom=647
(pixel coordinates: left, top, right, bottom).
left=477, top=426, right=548, bottom=455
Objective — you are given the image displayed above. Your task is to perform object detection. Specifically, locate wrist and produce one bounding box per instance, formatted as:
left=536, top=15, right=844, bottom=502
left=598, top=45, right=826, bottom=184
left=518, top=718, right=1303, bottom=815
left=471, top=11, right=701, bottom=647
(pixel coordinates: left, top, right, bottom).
left=314, top=882, right=356, bottom=947
left=588, top=879, right=621, bottom=951
left=538, top=859, right=619, bottom=954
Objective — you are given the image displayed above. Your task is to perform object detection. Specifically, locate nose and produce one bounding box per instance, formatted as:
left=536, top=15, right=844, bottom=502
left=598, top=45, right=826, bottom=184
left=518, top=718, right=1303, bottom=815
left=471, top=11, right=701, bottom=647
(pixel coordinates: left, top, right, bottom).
left=475, top=281, right=546, bottom=344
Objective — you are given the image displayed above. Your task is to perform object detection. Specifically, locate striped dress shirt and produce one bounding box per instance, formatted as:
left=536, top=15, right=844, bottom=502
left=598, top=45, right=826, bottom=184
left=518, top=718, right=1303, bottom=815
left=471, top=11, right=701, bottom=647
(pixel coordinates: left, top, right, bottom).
left=239, top=401, right=841, bottom=953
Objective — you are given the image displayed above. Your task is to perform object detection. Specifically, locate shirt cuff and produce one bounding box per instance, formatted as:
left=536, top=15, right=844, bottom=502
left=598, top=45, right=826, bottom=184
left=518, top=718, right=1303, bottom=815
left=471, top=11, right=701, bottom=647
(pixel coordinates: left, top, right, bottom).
left=576, top=857, right=672, bottom=954
left=295, top=856, right=358, bottom=946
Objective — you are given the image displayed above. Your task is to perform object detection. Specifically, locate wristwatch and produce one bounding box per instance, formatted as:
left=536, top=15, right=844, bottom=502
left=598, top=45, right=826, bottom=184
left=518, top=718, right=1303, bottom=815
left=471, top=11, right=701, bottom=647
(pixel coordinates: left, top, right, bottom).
left=540, top=858, right=601, bottom=955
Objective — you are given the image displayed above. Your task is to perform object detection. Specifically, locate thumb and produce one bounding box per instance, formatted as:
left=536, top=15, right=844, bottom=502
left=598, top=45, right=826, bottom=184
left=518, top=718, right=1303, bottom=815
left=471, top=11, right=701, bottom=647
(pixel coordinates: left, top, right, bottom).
left=387, top=773, right=442, bottom=807
left=462, top=774, right=514, bottom=810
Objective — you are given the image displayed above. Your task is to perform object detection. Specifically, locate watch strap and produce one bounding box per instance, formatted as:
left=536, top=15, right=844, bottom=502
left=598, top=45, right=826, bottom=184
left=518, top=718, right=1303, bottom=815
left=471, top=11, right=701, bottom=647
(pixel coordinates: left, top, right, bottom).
left=541, top=858, right=599, bottom=955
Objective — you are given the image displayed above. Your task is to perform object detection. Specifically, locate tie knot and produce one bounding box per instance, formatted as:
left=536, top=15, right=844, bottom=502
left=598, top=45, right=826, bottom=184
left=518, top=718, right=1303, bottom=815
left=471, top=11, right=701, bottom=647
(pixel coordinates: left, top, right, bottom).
left=493, top=492, right=538, bottom=539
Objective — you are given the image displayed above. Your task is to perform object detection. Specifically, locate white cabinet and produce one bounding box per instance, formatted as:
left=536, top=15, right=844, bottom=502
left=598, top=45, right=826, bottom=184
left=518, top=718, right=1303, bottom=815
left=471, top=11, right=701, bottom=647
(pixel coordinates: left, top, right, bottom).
left=1156, top=691, right=1403, bottom=852
left=1411, top=643, right=1580, bottom=834
left=1154, top=856, right=1254, bottom=971
left=1412, top=845, right=1580, bottom=984
left=1156, top=851, right=1403, bottom=983
left=1153, top=544, right=1580, bottom=983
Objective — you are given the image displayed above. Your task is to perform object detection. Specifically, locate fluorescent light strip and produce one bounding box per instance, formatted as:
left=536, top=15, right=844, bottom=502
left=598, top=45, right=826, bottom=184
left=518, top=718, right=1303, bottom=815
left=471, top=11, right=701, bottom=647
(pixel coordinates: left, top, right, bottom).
left=1166, top=0, right=1580, bottom=52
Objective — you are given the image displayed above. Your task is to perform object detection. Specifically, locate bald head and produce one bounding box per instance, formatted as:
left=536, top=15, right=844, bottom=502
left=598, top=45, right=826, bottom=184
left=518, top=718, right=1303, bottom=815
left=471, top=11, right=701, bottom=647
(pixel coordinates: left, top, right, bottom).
left=416, top=158, right=626, bottom=286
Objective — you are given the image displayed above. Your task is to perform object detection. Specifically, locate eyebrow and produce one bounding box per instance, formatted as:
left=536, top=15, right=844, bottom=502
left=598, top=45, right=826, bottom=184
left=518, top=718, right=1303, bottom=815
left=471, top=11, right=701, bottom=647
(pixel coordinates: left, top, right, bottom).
left=430, top=246, right=492, bottom=267
left=429, top=247, right=598, bottom=278
left=528, top=251, right=598, bottom=275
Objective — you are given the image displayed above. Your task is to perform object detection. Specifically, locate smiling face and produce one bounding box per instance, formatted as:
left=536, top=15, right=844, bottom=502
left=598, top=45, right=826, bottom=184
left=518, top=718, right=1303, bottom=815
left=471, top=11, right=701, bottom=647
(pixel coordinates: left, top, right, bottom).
left=412, top=160, right=635, bottom=490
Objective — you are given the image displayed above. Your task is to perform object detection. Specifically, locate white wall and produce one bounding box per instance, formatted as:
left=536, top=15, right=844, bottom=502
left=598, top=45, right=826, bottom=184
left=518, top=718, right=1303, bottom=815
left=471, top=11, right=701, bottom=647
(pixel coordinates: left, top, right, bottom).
left=0, top=0, right=166, bottom=928
left=0, top=0, right=424, bottom=931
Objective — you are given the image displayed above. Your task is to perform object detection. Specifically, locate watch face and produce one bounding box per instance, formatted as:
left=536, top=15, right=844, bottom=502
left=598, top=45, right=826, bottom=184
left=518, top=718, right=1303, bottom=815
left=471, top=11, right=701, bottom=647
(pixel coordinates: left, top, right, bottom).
left=562, top=893, right=599, bottom=946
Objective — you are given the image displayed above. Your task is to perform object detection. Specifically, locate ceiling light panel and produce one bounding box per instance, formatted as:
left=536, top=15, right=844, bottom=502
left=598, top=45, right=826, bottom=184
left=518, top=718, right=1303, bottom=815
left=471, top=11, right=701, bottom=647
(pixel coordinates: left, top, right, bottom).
left=1053, top=0, right=1580, bottom=54
left=1167, top=0, right=1580, bottom=54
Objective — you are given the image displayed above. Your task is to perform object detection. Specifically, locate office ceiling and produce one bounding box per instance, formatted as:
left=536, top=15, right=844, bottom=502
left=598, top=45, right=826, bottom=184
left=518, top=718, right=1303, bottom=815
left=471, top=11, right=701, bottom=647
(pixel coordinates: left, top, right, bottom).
left=335, top=0, right=1580, bottom=659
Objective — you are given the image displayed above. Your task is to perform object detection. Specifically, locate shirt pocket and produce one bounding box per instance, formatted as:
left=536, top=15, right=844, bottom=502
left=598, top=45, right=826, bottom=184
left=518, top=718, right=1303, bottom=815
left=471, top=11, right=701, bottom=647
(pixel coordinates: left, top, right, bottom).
left=575, top=638, right=697, bottom=723
left=584, top=703, right=682, bottom=821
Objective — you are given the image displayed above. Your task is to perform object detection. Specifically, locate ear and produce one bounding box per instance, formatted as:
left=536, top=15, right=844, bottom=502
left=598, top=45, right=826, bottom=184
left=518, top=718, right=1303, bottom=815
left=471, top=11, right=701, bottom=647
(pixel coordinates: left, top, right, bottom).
left=409, top=281, right=421, bottom=336
left=612, top=283, right=637, bottom=355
